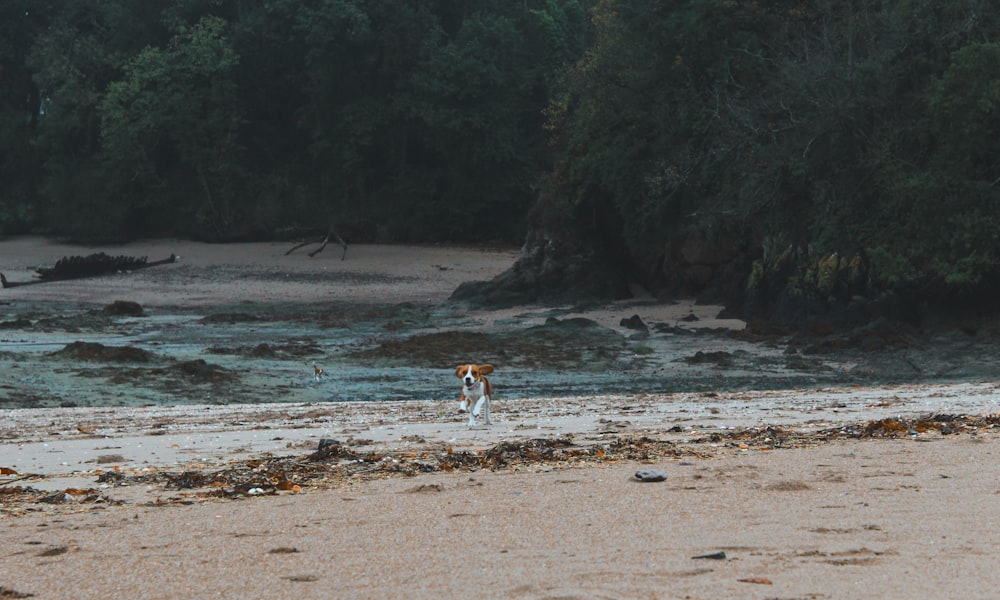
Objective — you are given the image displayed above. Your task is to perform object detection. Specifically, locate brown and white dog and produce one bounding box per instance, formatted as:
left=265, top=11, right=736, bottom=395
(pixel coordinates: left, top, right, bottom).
left=455, top=363, right=494, bottom=426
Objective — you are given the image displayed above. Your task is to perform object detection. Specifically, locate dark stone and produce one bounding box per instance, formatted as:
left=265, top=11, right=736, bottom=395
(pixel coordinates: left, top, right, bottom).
left=684, top=350, right=733, bottom=366
left=51, top=341, right=154, bottom=363
left=633, top=469, right=667, bottom=482
left=317, top=438, right=341, bottom=450
left=103, top=300, right=145, bottom=317
left=0, top=318, right=33, bottom=330
left=619, top=314, right=648, bottom=331
left=249, top=343, right=277, bottom=358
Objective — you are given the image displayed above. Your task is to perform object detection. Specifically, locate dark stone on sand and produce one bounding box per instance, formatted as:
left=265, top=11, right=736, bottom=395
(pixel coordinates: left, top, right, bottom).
left=51, top=341, right=154, bottom=363
left=0, top=318, right=33, bottom=330
left=684, top=350, right=734, bottom=366
left=620, top=314, right=648, bottom=331
left=103, top=300, right=145, bottom=317
left=633, top=469, right=667, bottom=482
left=692, top=551, right=727, bottom=560
left=249, top=343, right=277, bottom=358
left=318, top=438, right=341, bottom=450
left=164, top=359, right=234, bottom=382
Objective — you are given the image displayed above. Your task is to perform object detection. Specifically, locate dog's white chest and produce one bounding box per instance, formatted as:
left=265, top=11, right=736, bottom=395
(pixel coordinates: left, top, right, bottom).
left=463, top=381, right=486, bottom=398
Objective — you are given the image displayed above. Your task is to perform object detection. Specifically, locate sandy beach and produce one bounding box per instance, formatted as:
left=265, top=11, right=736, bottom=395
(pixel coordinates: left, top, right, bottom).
left=2, top=236, right=1000, bottom=599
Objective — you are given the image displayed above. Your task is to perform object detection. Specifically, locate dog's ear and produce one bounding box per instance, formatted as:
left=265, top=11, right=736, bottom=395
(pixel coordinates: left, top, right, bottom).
left=480, top=364, right=494, bottom=376
left=455, top=365, right=467, bottom=378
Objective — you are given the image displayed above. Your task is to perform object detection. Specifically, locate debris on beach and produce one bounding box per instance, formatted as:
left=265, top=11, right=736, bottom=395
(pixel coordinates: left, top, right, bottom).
left=0, top=586, right=35, bottom=598
left=4, top=412, right=1000, bottom=517
left=0, top=483, right=121, bottom=514
left=1, top=252, right=177, bottom=288
left=285, top=225, right=349, bottom=260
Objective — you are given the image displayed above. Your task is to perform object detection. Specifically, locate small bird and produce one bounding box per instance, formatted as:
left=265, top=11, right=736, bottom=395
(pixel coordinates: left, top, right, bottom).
left=313, top=364, right=326, bottom=382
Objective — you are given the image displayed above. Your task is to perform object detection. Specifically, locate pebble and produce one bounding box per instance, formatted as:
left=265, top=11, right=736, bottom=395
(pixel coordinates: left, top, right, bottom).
left=633, top=469, right=667, bottom=482
left=317, top=438, right=341, bottom=450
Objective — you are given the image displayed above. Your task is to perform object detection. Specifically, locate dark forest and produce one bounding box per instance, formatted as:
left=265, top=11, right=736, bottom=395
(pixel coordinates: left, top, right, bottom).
left=3, top=1, right=1000, bottom=320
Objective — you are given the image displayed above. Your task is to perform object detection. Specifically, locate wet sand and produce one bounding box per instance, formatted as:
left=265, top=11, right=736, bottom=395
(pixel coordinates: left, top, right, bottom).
left=2, top=236, right=1000, bottom=599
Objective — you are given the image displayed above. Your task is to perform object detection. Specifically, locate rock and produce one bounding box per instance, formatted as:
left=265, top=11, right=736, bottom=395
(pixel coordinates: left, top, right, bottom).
left=104, top=300, right=145, bottom=317
left=0, top=318, right=33, bottom=330
left=684, top=350, right=733, bottom=366
left=164, top=359, right=234, bottom=382
left=249, top=343, right=276, bottom=358
left=51, top=341, right=154, bottom=363
left=620, top=314, right=648, bottom=331
left=633, top=469, right=667, bottom=482
left=317, top=438, right=341, bottom=450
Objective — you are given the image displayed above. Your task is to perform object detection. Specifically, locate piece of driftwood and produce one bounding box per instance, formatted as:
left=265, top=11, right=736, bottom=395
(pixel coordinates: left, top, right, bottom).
left=1, top=252, right=177, bottom=289
left=285, top=225, right=348, bottom=260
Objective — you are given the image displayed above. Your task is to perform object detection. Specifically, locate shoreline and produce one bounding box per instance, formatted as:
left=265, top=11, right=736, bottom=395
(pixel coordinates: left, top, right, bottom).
left=2, top=236, right=1000, bottom=599
left=5, top=380, right=1000, bottom=483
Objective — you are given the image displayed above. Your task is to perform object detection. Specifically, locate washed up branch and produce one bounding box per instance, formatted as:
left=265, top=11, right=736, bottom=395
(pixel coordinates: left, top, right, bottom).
left=1, top=252, right=177, bottom=289
left=285, top=225, right=348, bottom=260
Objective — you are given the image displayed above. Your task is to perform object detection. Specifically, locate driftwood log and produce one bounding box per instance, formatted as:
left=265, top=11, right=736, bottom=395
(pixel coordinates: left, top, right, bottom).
left=1, top=252, right=178, bottom=289
left=286, top=225, right=348, bottom=260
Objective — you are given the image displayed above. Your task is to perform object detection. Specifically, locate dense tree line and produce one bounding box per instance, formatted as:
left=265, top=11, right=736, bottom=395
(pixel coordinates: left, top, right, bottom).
left=0, top=0, right=587, bottom=242
left=4, top=1, right=1000, bottom=317
left=523, top=0, right=1000, bottom=318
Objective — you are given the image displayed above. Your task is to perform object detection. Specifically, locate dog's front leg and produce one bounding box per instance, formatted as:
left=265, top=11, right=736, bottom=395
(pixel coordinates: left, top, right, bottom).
left=471, top=396, right=490, bottom=427
left=462, top=395, right=475, bottom=425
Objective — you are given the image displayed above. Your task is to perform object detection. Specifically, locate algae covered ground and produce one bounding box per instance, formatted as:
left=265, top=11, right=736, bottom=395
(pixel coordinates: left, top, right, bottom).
left=2, top=237, right=1000, bottom=413
left=3, top=293, right=999, bottom=412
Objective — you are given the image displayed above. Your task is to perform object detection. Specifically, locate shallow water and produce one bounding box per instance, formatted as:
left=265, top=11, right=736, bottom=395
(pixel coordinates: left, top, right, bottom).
left=0, top=299, right=988, bottom=410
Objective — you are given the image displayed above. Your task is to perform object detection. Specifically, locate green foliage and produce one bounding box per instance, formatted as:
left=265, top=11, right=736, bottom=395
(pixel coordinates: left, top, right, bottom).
left=6, top=0, right=1000, bottom=310
left=553, top=0, right=1000, bottom=304
left=0, top=2, right=50, bottom=234
left=7, top=0, right=586, bottom=242
left=926, top=42, right=1000, bottom=181
left=100, top=15, right=244, bottom=238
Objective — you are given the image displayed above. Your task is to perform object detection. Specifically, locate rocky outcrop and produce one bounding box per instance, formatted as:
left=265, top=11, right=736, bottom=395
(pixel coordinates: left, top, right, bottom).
left=451, top=185, right=631, bottom=307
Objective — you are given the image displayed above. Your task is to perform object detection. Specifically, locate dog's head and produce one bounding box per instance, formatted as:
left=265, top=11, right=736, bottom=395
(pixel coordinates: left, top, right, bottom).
left=455, top=363, right=494, bottom=387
